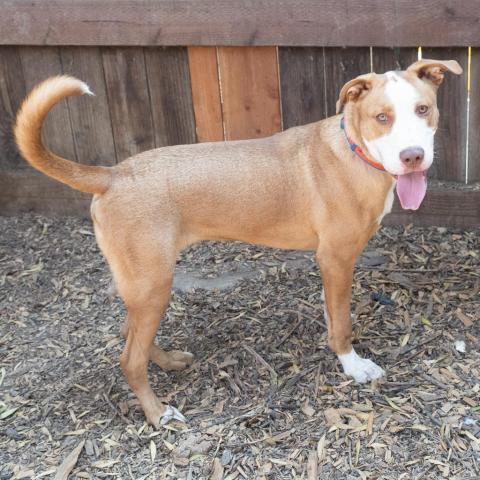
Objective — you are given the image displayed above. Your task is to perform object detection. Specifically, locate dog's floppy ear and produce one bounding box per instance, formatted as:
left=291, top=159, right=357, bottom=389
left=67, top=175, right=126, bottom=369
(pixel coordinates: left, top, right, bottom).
left=406, top=59, right=463, bottom=87
left=336, top=74, right=373, bottom=114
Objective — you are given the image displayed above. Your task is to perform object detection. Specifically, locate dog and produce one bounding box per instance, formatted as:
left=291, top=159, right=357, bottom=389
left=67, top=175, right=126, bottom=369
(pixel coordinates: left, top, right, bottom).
left=14, top=58, right=462, bottom=427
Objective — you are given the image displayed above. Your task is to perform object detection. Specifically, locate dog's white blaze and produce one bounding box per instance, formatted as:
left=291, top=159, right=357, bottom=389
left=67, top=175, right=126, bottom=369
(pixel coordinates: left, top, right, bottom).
left=364, top=73, right=435, bottom=175
left=338, top=348, right=385, bottom=383
left=377, top=181, right=395, bottom=224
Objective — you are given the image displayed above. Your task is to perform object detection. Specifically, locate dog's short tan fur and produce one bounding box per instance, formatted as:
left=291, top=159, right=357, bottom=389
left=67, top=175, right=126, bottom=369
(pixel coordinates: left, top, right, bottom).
left=15, top=59, right=460, bottom=426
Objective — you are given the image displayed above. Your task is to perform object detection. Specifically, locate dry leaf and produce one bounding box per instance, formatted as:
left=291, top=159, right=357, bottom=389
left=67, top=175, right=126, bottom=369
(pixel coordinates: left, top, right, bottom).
left=324, top=408, right=343, bottom=426
left=91, top=460, right=119, bottom=468
left=150, top=440, right=157, bottom=462
left=54, top=440, right=85, bottom=480
left=456, top=309, right=474, bottom=327
left=301, top=400, right=315, bottom=417
left=307, top=450, right=318, bottom=480
left=210, top=458, right=224, bottom=480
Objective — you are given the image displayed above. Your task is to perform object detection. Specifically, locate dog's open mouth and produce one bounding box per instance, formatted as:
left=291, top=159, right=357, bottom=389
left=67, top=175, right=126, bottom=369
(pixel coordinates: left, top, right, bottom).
left=395, top=170, right=428, bottom=211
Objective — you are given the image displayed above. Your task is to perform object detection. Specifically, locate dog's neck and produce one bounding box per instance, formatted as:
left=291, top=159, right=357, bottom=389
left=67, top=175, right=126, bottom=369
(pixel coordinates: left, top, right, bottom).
left=340, top=117, right=386, bottom=173
left=312, top=113, right=396, bottom=225
left=341, top=105, right=377, bottom=165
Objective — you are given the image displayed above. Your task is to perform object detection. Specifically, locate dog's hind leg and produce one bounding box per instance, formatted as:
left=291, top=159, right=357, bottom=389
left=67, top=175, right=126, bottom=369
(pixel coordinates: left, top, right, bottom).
left=121, top=316, right=193, bottom=371
left=117, top=266, right=189, bottom=427
left=98, top=225, right=190, bottom=427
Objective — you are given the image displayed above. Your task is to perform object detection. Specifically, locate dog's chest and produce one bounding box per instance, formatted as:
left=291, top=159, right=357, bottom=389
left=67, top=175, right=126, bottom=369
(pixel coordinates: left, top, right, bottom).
left=377, top=182, right=395, bottom=224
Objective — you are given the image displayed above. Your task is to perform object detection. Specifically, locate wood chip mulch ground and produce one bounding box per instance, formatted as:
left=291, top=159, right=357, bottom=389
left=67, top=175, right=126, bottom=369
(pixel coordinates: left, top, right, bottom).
left=0, top=214, right=479, bottom=480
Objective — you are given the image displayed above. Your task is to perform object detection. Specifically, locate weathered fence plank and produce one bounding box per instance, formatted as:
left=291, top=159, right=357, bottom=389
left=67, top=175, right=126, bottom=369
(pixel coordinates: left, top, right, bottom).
left=422, top=47, right=468, bottom=182
left=385, top=187, right=479, bottom=227
left=144, top=47, right=196, bottom=147
left=1, top=1, right=479, bottom=47
left=0, top=172, right=91, bottom=215
left=468, top=48, right=480, bottom=183
left=0, top=47, right=27, bottom=170
left=101, top=47, right=155, bottom=161
left=20, top=47, right=77, bottom=163
left=372, top=47, right=418, bottom=73
left=60, top=47, right=117, bottom=166
left=187, top=47, right=224, bottom=143
left=1, top=47, right=95, bottom=211
left=218, top=47, right=281, bottom=140
left=279, top=47, right=326, bottom=129
left=323, top=47, right=371, bottom=117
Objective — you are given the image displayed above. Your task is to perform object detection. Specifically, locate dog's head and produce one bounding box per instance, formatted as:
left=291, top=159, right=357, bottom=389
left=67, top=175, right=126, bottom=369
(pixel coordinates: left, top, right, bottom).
left=336, top=59, right=462, bottom=209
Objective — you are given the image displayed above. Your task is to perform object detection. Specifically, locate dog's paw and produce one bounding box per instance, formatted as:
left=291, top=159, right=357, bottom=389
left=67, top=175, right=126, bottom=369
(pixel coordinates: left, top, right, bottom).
left=167, top=351, right=194, bottom=371
left=160, top=405, right=187, bottom=425
left=338, top=349, right=385, bottom=383
left=150, top=348, right=194, bottom=371
left=143, top=396, right=188, bottom=428
left=146, top=403, right=187, bottom=428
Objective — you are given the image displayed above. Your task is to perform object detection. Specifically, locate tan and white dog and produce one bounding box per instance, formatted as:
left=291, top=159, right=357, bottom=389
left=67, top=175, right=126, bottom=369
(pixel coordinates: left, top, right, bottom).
left=15, top=59, right=462, bottom=426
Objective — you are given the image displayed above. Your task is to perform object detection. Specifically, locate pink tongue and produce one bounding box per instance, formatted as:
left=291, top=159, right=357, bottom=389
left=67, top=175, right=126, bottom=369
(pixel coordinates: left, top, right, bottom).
left=396, top=172, right=427, bottom=210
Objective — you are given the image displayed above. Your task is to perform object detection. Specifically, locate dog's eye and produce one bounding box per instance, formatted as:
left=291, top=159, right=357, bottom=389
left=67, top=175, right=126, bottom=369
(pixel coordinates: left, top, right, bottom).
left=376, top=113, right=388, bottom=124
left=416, top=105, right=429, bottom=116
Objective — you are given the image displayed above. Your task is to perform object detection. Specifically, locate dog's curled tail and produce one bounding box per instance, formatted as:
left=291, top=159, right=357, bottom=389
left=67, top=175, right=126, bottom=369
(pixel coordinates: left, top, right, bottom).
left=15, top=75, right=112, bottom=194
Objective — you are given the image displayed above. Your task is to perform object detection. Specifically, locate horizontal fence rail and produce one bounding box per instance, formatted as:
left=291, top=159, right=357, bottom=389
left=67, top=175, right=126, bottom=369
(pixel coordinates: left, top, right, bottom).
left=1, top=1, right=480, bottom=47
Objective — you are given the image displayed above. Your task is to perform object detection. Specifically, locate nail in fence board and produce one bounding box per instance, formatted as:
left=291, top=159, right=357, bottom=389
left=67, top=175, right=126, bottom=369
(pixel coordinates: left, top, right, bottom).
left=144, top=47, right=196, bottom=147
left=187, top=47, right=224, bottom=142
left=278, top=47, right=326, bottom=130
left=0, top=47, right=27, bottom=170
left=101, top=47, right=155, bottom=162
left=422, top=47, right=468, bottom=182
left=218, top=47, right=281, bottom=141
left=468, top=48, right=480, bottom=183
left=60, top=47, right=117, bottom=166
left=323, top=47, right=371, bottom=117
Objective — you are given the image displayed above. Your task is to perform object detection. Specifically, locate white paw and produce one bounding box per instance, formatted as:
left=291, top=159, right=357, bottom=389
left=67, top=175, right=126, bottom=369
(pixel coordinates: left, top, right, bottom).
left=160, top=405, right=187, bottom=425
left=338, top=349, right=385, bottom=383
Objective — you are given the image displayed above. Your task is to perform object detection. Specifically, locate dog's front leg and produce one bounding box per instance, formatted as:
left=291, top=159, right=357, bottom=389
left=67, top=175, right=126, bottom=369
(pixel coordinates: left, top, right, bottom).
left=316, top=248, right=385, bottom=383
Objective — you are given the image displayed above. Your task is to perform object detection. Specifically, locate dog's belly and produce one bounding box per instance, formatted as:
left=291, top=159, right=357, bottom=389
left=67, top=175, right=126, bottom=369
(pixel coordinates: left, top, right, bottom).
left=190, top=221, right=319, bottom=251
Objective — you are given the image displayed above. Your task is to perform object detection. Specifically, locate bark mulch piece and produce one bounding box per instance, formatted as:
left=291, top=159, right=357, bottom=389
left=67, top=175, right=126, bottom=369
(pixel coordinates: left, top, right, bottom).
left=0, top=214, right=479, bottom=479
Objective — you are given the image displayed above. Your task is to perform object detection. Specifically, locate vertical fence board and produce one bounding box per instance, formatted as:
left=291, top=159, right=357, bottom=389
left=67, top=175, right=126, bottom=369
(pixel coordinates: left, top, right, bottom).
left=1, top=46, right=91, bottom=214
left=422, top=47, right=468, bottom=182
left=0, top=46, right=27, bottom=170
left=217, top=46, right=281, bottom=141
left=468, top=48, right=480, bottom=183
left=60, top=47, right=117, bottom=166
left=102, top=47, right=155, bottom=162
left=144, top=47, right=196, bottom=147
left=323, top=47, right=371, bottom=117
left=187, top=47, right=223, bottom=142
left=372, top=47, right=418, bottom=73
left=20, top=46, right=77, bottom=162
left=278, top=47, right=326, bottom=129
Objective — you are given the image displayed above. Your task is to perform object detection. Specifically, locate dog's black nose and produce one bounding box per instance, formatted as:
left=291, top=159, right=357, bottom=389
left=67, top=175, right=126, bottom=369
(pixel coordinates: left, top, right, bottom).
left=399, top=147, right=424, bottom=167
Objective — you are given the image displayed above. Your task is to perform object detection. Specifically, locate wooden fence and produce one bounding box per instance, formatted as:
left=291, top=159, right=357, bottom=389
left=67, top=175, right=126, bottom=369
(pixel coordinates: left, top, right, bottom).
left=0, top=1, right=479, bottom=226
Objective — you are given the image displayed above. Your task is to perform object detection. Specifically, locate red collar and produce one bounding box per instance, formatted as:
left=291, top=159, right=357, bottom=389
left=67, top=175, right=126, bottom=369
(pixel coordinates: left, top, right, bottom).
left=340, top=117, right=386, bottom=172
